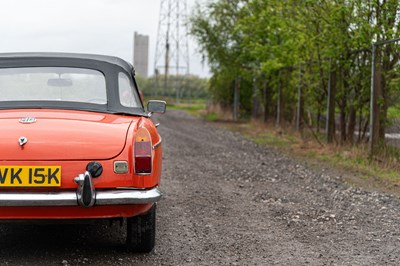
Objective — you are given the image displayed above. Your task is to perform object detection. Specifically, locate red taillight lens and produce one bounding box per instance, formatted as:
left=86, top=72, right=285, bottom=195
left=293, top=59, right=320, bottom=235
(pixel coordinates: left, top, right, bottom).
left=134, top=128, right=152, bottom=174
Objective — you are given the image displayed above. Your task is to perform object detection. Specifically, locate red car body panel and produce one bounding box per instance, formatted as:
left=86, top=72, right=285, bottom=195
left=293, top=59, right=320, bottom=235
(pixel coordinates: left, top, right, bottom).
left=0, top=109, right=162, bottom=219
left=0, top=110, right=131, bottom=161
left=0, top=54, right=162, bottom=220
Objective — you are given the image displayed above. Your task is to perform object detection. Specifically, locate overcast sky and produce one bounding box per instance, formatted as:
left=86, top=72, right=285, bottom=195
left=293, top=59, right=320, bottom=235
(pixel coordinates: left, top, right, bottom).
left=0, top=0, right=210, bottom=77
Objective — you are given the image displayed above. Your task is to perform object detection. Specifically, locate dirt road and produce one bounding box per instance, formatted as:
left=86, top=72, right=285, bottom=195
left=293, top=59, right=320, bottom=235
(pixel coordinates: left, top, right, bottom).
left=0, top=110, right=399, bottom=265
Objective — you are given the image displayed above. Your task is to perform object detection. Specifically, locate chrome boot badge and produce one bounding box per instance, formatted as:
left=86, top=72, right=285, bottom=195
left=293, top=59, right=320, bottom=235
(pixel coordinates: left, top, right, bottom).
left=19, top=136, right=28, bottom=146
left=19, top=117, right=36, bottom=124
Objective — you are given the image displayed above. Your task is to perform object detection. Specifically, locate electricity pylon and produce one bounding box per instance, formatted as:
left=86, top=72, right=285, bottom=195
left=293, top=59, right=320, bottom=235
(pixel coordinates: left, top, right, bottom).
left=154, top=0, right=190, bottom=98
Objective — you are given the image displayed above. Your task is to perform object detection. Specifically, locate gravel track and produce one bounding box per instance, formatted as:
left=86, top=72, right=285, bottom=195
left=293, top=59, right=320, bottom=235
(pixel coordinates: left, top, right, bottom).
left=0, top=110, right=399, bottom=265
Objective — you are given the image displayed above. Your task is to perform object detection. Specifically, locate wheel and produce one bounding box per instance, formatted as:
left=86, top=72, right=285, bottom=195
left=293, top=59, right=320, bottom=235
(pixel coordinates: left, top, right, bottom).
left=126, top=204, right=156, bottom=253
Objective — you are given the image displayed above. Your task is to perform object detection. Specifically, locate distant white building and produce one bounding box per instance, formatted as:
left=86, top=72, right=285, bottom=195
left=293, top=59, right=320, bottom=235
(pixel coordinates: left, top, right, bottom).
left=133, top=32, right=149, bottom=77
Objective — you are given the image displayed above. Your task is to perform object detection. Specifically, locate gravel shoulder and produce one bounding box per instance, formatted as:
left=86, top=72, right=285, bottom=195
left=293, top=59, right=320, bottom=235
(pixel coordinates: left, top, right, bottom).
left=0, top=110, right=399, bottom=265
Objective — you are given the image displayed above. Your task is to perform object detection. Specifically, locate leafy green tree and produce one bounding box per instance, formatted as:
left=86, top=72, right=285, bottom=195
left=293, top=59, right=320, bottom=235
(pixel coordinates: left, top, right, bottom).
left=190, top=0, right=400, bottom=146
left=136, top=74, right=209, bottom=101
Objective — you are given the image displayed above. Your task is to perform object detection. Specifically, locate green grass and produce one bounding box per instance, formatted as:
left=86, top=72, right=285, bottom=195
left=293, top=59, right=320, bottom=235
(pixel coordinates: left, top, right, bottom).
left=306, top=146, right=400, bottom=185
left=388, top=104, right=400, bottom=119
left=251, top=133, right=296, bottom=148
left=167, top=99, right=206, bottom=116
left=205, top=113, right=219, bottom=121
left=219, top=118, right=400, bottom=193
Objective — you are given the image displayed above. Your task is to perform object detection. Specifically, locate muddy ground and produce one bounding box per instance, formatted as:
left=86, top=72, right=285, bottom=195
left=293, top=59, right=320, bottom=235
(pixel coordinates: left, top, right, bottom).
left=0, top=110, right=399, bottom=265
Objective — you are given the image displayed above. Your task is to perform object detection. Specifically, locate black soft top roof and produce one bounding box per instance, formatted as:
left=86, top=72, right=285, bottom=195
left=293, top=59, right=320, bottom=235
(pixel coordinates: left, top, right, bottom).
left=0, top=52, right=146, bottom=116
left=0, top=52, right=135, bottom=74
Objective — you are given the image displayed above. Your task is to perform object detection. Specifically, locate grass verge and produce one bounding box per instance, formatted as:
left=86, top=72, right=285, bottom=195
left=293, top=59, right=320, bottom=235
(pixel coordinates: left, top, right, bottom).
left=218, top=120, right=400, bottom=196
left=166, top=99, right=207, bottom=117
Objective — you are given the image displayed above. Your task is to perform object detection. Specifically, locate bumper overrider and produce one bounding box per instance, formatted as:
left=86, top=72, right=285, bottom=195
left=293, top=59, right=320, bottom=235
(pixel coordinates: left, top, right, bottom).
left=0, top=171, right=162, bottom=207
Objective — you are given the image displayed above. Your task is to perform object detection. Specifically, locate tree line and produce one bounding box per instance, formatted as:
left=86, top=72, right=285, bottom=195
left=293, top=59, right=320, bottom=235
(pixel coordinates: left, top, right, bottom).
left=190, top=0, right=400, bottom=145
left=136, top=74, right=209, bottom=102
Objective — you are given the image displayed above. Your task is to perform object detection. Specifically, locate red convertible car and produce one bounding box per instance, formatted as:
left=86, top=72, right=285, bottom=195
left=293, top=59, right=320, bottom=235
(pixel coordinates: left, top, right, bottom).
left=0, top=53, right=165, bottom=252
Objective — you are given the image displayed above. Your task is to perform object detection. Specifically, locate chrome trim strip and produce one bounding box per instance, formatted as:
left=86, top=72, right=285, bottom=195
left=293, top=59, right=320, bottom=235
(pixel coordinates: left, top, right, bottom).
left=152, top=137, right=162, bottom=150
left=136, top=173, right=152, bottom=176
left=0, top=187, right=161, bottom=207
left=0, top=192, right=78, bottom=207
left=96, top=187, right=161, bottom=205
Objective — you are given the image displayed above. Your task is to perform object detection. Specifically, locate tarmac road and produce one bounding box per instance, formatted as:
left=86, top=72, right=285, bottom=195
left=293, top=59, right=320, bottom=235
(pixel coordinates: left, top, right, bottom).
left=0, top=110, right=399, bottom=265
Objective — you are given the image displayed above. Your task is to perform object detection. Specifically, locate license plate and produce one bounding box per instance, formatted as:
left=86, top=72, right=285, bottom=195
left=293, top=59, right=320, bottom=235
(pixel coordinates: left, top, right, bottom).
left=0, top=166, right=61, bottom=187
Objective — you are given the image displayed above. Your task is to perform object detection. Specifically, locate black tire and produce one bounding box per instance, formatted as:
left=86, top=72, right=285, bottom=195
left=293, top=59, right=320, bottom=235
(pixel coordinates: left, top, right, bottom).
left=126, top=204, right=156, bottom=253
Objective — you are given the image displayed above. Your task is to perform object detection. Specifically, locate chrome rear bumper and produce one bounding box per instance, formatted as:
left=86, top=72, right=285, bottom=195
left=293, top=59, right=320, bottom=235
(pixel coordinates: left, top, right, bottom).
left=0, top=187, right=162, bottom=207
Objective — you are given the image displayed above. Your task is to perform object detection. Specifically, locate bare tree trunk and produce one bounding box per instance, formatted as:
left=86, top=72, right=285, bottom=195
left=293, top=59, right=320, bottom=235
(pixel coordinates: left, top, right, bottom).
left=372, top=62, right=382, bottom=146
left=276, top=72, right=283, bottom=127
left=340, top=68, right=349, bottom=144
left=361, top=117, right=369, bottom=142
left=340, top=96, right=347, bottom=144
left=379, top=73, right=387, bottom=141
left=347, top=106, right=356, bottom=144
left=252, top=76, right=259, bottom=119
left=263, top=79, right=269, bottom=123
left=379, top=45, right=391, bottom=141
left=326, top=68, right=337, bottom=143
left=297, top=65, right=304, bottom=132
left=317, top=94, right=324, bottom=134
left=357, top=107, right=363, bottom=143
left=233, top=78, right=240, bottom=121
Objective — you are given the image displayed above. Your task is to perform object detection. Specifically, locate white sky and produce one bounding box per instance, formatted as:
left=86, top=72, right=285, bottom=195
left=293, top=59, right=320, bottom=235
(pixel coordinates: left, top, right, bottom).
left=0, top=0, right=210, bottom=77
